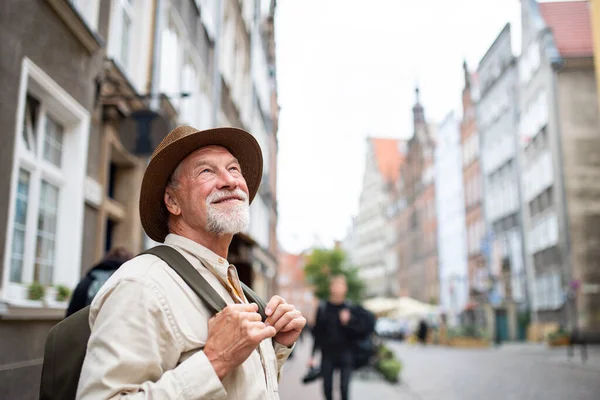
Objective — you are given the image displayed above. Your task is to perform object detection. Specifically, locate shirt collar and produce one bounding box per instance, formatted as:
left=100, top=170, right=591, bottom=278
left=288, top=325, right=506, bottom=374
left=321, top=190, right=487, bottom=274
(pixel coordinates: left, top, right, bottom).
left=164, top=233, right=230, bottom=280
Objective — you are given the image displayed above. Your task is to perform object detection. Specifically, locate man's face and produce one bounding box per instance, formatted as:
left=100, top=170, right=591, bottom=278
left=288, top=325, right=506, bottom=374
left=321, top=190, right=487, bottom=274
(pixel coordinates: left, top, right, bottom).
left=166, top=145, right=250, bottom=235
left=330, top=276, right=348, bottom=298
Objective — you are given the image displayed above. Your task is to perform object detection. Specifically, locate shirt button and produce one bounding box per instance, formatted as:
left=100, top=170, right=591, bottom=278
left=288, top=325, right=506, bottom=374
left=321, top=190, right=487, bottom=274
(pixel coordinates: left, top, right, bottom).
left=218, top=257, right=225, bottom=264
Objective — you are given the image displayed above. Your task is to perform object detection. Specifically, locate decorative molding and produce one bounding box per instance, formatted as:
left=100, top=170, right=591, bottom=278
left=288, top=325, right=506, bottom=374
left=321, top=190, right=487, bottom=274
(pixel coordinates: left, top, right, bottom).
left=84, top=176, right=103, bottom=208
left=45, top=0, right=105, bottom=54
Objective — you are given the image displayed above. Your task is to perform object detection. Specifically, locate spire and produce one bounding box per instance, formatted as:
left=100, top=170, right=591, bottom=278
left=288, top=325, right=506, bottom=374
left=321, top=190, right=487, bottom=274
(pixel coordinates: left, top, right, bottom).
left=463, top=59, right=471, bottom=89
left=412, top=86, right=424, bottom=125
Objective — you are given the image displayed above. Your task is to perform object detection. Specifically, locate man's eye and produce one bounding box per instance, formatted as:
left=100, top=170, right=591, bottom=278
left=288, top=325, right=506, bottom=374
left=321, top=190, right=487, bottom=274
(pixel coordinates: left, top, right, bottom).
left=229, top=166, right=241, bottom=172
left=200, top=168, right=212, bottom=174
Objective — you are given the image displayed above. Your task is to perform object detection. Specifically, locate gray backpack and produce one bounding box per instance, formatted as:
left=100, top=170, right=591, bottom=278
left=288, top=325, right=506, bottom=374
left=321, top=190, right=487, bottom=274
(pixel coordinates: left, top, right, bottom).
left=39, top=245, right=266, bottom=400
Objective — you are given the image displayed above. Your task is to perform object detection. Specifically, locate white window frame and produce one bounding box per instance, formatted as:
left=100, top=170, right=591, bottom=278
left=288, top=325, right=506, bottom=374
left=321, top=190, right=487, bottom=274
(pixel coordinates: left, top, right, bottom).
left=69, top=0, right=101, bottom=31
left=2, top=58, right=90, bottom=305
left=113, top=0, right=154, bottom=94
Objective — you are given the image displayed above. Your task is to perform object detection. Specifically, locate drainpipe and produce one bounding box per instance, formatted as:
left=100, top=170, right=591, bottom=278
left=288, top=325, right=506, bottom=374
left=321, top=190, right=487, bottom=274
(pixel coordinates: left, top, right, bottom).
left=150, top=0, right=164, bottom=111
left=211, top=0, right=225, bottom=127
left=511, top=60, right=535, bottom=327
left=549, top=55, right=574, bottom=331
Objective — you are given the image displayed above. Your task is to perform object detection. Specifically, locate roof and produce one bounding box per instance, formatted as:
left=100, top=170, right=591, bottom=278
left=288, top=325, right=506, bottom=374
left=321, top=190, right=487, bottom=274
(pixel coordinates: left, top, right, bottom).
left=370, top=138, right=405, bottom=183
left=539, top=1, right=593, bottom=58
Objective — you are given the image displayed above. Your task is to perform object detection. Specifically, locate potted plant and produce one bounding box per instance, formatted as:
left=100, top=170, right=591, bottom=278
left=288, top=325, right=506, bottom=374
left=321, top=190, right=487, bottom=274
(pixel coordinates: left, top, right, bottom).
left=547, top=329, right=570, bottom=347
left=375, top=345, right=402, bottom=383
left=446, top=324, right=490, bottom=348
left=28, top=281, right=45, bottom=301
left=55, top=285, right=72, bottom=302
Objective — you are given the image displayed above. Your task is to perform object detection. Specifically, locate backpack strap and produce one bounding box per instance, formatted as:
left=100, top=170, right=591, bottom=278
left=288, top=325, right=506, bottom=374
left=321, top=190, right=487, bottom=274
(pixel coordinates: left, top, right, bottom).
left=142, top=246, right=225, bottom=315
left=141, top=245, right=267, bottom=321
left=240, top=281, right=268, bottom=320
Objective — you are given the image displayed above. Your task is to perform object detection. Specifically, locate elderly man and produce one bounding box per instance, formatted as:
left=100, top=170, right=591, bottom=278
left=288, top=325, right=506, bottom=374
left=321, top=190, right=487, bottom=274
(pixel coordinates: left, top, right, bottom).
left=77, top=126, right=306, bottom=399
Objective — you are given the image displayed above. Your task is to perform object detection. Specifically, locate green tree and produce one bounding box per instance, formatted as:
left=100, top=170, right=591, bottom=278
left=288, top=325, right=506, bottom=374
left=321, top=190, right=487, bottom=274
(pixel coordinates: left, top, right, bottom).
left=304, top=248, right=365, bottom=303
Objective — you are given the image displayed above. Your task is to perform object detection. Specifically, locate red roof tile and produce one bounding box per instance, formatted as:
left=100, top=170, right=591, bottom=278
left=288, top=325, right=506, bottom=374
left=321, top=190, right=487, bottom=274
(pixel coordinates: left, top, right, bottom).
left=539, top=1, right=593, bottom=58
left=370, top=138, right=405, bottom=183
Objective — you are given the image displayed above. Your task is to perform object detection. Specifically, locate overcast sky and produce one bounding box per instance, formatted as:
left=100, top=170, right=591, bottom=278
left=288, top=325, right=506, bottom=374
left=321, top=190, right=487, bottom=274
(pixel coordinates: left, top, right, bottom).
left=274, top=0, right=526, bottom=254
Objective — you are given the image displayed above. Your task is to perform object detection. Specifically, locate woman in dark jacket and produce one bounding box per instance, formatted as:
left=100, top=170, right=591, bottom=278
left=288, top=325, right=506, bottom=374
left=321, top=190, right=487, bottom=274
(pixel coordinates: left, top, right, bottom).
left=65, top=247, right=133, bottom=317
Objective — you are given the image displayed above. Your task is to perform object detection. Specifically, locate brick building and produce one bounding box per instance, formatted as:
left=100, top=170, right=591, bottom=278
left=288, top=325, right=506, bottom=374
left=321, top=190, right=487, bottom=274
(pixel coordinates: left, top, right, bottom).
left=396, top=89, right=438, bottom=304
left=277, top=252, right=317, bottom=325
left=460, top=63, right=486, bottom=306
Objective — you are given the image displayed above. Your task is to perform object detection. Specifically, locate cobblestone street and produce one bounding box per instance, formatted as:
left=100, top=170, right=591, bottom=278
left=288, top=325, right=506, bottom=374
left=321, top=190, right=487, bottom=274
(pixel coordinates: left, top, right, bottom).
left=279, top=338, right=600, bottom=400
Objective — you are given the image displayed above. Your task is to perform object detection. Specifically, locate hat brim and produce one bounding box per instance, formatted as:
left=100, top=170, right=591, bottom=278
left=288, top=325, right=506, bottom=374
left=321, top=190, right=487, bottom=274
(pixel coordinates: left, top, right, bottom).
left=139, top=127, right=263, bottom=243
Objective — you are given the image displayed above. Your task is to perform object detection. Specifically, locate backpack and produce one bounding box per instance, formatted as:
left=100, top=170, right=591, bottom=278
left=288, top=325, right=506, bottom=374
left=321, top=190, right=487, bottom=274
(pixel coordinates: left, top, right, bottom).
left=39, top=245, right=267, bottom=400
left=317, top=300, right=376, bottom=369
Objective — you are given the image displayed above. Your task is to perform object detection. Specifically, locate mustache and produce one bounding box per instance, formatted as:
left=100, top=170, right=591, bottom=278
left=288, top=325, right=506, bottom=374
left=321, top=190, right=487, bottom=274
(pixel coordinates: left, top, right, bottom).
left=206, top=189, right=249, bottom=204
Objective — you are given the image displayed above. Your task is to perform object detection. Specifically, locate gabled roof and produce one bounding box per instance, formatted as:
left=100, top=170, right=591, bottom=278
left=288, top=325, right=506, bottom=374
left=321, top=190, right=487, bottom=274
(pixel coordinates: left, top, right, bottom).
left=370, top=138, right=405, bottom=183
left=539, top=1, right=593, bottom=58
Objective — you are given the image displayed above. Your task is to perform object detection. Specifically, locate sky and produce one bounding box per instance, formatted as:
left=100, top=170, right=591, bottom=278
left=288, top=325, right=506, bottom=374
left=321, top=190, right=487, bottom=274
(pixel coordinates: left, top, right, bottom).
left=274, top=0, right=526, bottom=254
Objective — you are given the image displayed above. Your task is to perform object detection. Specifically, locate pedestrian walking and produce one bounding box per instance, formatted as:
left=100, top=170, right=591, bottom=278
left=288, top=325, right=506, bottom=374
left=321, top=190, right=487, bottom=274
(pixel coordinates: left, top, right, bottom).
left=417, top=319, right=429, bottom=344
left=308, top=275, right=374, bottom=400
left=76, top=126, right=307, bottom=399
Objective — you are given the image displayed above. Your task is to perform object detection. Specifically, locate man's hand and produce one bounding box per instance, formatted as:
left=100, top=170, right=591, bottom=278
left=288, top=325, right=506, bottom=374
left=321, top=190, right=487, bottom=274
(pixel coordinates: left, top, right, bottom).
left=265, top=295, right=307, bottom=348
left=204, top=303, right=276, bottom=380
left=339, top=308, right=351, bottom=326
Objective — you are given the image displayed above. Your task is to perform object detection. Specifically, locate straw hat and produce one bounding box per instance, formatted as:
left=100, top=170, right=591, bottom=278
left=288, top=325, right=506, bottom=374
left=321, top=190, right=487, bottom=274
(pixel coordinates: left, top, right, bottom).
left=139, top=125, right=263, bottom=242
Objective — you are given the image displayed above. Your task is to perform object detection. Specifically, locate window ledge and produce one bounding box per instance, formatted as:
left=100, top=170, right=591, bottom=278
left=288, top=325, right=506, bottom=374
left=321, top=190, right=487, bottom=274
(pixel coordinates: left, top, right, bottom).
left=45, top=0, right=105, bottom=54
left=0, top=299, right=67, bottom=320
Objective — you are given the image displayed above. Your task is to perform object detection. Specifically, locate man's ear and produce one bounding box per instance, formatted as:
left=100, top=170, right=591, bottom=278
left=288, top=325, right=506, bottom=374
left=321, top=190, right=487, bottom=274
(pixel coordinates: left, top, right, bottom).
left=164, top=190, right=181, bottom=216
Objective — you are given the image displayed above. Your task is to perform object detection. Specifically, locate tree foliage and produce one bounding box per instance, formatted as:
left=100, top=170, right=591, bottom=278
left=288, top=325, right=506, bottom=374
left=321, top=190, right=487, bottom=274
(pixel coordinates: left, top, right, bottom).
left=304, top=247, right=365, bottom=303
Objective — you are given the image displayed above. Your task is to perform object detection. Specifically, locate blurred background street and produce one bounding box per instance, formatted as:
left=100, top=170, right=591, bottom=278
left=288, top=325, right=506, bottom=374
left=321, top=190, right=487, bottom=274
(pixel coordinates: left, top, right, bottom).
left=280, top=337, right=600, bottom=400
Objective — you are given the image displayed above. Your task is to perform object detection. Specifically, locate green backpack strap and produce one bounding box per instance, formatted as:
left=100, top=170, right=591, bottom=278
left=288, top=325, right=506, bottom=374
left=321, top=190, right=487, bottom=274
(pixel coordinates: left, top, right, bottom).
left=142, top=245, right=267, bottom=321
left=142, top=246, right=226, bottom=315
left=240, top=281, right=268, bottom=320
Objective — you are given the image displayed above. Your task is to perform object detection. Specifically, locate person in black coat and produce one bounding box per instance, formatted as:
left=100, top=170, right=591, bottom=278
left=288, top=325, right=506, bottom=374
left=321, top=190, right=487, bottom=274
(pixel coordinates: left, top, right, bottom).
left=309, top=275, right=366, bottom=400
left=65, top=247, right=133, bottom=317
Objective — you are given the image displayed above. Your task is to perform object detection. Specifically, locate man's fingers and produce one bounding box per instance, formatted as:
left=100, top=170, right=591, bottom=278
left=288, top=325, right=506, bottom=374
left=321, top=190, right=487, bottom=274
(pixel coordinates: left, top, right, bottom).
left=252, top=325, right=277, bottom=342
left=265, top=303, right=294, bottom=327
left=265, top=296, right=286, bottom=316
left=240, top=311, right=262, bottom=322
left=273, top=310, right=302, bottom=332
left=279, top=316, right=307, bottom=333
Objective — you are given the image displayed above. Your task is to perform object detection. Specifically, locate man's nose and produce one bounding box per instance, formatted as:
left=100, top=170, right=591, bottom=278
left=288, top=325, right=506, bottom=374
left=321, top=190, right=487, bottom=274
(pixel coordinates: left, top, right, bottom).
left=217, top=169, right=238, bottom=189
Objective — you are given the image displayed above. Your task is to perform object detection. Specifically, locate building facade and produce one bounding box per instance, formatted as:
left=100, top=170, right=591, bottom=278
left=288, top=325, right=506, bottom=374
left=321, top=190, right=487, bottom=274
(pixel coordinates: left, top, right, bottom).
left=0, top=1, right=280, bottom=397
left=347, top=137, right=404, bottom=297
left=434, top=112, right=468, bottom=326
left=519, top=0, right=599, bottom=334
left=476, top=23, right=527, bottom=341
left=460, top=63, right=486, bottom=308
left=396, top=89, right=438, bottom=304
left=0, top=2, right=105, bottom=397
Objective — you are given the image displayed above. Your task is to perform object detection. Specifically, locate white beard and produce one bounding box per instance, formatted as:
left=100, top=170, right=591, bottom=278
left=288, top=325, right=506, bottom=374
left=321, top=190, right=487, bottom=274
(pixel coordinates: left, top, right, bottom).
left=205, top=189, right=250, bottom=235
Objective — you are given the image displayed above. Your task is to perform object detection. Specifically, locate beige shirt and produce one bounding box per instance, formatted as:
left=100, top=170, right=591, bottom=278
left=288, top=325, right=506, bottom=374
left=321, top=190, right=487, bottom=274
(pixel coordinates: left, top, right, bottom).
left=77, top=234, right=292, bottom=400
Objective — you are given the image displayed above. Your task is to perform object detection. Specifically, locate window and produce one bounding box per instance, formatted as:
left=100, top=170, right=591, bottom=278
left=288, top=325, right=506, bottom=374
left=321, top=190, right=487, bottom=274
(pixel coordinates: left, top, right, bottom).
left=180, top=58, right=200, bottom=127
left=532, top=272, right=562, bottom=311
left=159, top=12, right=211, bottom=129
left=3, top=59, right=90, bottom=301
left=109, top=0, right=136, bottom=74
